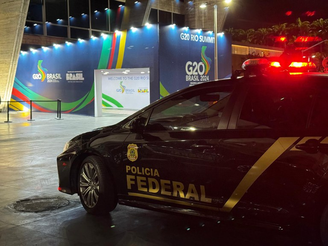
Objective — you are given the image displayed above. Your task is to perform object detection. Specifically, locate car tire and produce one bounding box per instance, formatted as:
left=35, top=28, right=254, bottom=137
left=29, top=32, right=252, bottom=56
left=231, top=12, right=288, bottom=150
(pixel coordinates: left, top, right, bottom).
left=78, top=156, right=117, bottom=215
left=321, top=204, right=328, bottom=246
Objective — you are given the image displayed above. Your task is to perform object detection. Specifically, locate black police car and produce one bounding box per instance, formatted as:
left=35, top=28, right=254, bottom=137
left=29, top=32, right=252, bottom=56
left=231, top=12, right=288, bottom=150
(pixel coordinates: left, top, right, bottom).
left=57, top=59, right=328, bottom=244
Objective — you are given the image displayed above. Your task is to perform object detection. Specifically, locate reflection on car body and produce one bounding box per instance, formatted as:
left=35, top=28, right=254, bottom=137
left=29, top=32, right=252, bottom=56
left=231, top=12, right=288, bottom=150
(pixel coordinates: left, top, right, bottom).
left=57, top=63, right=328, bottom=245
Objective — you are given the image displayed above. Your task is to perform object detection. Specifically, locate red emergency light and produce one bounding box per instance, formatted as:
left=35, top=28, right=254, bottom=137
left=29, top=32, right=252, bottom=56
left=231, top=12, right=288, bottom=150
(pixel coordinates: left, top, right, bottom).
left=305, top=11, right=315, bottom=17
left=269, top=61, right=316, bottom=69
left=285, top=11, right=292, bottom=16
left=269, top=61, right=281, bottom=68
left=289, top=61, right=316, bottom=68
left=275, top=36, right=287, bottom=42
left=242, top=58, right=316, bottom=74
left=295, top=36, right=322, bottom=43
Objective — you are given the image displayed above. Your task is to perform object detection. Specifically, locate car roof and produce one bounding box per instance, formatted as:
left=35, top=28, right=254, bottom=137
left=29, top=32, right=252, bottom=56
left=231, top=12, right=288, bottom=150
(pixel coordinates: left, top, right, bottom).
left=239, top=72, right=328, bottom=87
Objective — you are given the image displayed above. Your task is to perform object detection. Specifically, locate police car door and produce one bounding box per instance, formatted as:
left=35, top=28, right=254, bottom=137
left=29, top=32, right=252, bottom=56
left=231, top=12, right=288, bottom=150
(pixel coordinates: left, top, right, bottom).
left=121, top=82, right=237, bottom=213
left=221, top=81, right=321, bottom=224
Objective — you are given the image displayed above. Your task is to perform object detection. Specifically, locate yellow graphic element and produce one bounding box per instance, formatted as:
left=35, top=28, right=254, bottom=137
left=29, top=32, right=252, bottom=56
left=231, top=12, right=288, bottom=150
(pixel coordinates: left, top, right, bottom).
left=127, top=192, right=218, bottom=211
left=290, top=136, right=321, bottom=151
left=9, top=99, right=29, bottom=112
left=220, top=137, right=299, bottom=213
left=138, top=89, right=149, bottom=93
left=116, top=30, right=127, bottom=69
left=321, top=137, right=328, bottom=144
left=127, top=144, right=138, bottom=162
left=160, top=82, right=170, bottom=98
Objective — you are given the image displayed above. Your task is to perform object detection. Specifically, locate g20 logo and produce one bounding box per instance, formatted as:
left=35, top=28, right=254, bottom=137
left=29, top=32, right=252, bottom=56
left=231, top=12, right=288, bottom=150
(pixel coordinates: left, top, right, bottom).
left=32, top=74, right=42, bottom=79
left=32, top=60, right=47, bottom=82
left=185, top=61, right=205, bottom=76
left=185, top=60, right=210, bottom=82
left=185, top=46, right=211, bottom=83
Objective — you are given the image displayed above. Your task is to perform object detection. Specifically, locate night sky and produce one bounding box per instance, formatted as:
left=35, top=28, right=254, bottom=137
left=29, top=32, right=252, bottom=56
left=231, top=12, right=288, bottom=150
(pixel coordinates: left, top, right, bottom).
left=224, top=0, right=328, bottom=29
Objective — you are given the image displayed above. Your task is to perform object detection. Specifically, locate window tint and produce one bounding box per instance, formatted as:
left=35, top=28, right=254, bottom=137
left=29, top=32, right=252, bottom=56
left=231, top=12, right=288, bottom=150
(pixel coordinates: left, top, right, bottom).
left=124, top=110, right=151, bottom=129
left=146, top=87, right=232, bottom=131
left=237, top=85, right=314, bottom=130
left=309, top=93, right=328, bottom=129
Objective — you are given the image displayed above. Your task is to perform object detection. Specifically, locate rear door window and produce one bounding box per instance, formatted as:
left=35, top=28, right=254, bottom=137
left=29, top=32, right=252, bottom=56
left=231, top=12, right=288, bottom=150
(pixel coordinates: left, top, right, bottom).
left=309, top=92, right=328, bottom=130
left=236, top=84, right=314, bottom=130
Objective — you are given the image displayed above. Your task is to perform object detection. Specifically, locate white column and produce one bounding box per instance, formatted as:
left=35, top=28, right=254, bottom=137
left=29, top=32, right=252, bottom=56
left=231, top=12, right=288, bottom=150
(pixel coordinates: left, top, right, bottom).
left=0, top=0, right=29, bottom=111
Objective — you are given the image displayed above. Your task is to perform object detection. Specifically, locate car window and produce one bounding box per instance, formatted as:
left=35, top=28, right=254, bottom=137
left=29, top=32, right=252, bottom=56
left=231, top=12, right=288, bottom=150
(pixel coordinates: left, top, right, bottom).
left=237, top=84, right=314, bottom=130
left=146, top=86, right=233, bottom=131
left=309, top=92, right=328, bottom=130
left=123, top=110, right=151, bottom=129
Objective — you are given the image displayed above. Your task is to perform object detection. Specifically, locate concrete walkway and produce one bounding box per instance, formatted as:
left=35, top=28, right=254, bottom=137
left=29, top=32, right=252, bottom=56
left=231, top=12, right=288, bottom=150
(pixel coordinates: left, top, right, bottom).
left=0, top=110, right=135, bottom=245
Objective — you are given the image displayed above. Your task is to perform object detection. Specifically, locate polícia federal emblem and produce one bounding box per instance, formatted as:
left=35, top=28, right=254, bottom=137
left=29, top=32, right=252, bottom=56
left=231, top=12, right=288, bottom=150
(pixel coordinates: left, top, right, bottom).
left=127, top=144, right=138, bottom=162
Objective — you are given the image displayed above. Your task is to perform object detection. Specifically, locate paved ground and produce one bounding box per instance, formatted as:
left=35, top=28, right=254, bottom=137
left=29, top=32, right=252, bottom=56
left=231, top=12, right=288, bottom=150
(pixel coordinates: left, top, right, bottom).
left=0, top=110, right=318, bottom=246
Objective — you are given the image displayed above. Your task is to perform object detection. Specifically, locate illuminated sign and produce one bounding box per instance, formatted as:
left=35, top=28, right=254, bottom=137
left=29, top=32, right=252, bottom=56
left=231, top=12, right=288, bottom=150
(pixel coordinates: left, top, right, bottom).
left=159, top=26, right=231, bottom=94
left=32, top=60, right=62, bottom=83
left=66, top=71, right=85, bottom=83
left=180, top=32, right=215, bottom=43
left=185, top=46, right=212, bottom=83
left=102, top=72, right=150, bottom=109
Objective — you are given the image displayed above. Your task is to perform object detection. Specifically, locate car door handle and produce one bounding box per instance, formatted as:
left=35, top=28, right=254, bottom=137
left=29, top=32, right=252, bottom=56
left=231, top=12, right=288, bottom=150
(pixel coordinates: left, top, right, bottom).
left=191, top=144, right=214, bottom=149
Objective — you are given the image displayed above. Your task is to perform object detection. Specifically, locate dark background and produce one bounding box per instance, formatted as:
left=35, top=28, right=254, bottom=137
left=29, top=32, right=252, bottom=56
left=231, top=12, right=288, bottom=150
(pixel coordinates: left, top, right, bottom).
left=225, top=0, right=328, bottom=29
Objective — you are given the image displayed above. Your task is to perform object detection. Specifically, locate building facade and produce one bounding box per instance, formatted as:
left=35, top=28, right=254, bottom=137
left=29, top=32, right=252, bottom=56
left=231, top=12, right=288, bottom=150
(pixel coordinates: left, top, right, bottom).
left=0, top=0, right=234, bottom=108
left=0, top=0, right=232, bottom=111
left=23, top=0, right=230, bottom=50
left=1, top=0, right=282, bottom=113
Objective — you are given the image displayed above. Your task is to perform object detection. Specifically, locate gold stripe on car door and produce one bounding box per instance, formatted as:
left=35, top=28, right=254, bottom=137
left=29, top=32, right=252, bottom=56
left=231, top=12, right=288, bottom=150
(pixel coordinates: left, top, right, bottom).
left=220, top=137, right=299, bottom=213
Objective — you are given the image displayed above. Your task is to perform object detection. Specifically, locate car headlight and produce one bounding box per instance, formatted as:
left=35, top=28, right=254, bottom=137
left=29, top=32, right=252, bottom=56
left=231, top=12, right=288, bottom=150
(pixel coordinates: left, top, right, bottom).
left=63, top=140, right=74, bottom=152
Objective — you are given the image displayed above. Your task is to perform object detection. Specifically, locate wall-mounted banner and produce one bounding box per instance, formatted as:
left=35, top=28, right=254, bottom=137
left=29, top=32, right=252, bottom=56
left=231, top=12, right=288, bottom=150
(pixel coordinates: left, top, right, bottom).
left=13, top=24, right=231, bottom=116
left=13, top=53, right=96, bottom=115
left=101, top=69, right=150, bottom=110
left=13, top=26, right=159, bottom=116
left=159, top=26, right=231, bottom=97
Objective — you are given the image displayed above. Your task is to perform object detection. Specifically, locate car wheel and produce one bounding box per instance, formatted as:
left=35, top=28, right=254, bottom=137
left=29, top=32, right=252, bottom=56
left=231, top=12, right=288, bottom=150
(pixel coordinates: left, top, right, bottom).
left=78, top=156, right=117, bottom=214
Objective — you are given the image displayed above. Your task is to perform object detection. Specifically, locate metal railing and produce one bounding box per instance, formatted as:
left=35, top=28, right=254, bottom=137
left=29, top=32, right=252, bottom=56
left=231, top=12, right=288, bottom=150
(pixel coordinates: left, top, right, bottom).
left=1, top=99, right=62, bottom=123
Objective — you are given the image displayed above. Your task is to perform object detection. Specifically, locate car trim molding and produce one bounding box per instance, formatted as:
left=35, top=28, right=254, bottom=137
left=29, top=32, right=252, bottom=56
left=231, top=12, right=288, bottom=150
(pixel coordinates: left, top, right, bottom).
left=128, top=192, right=220, bottom=211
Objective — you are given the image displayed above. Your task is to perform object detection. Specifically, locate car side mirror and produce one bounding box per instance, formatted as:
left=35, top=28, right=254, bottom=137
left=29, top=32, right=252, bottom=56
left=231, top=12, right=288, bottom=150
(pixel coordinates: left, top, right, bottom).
left=130, top=117, right=145, bottom=134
